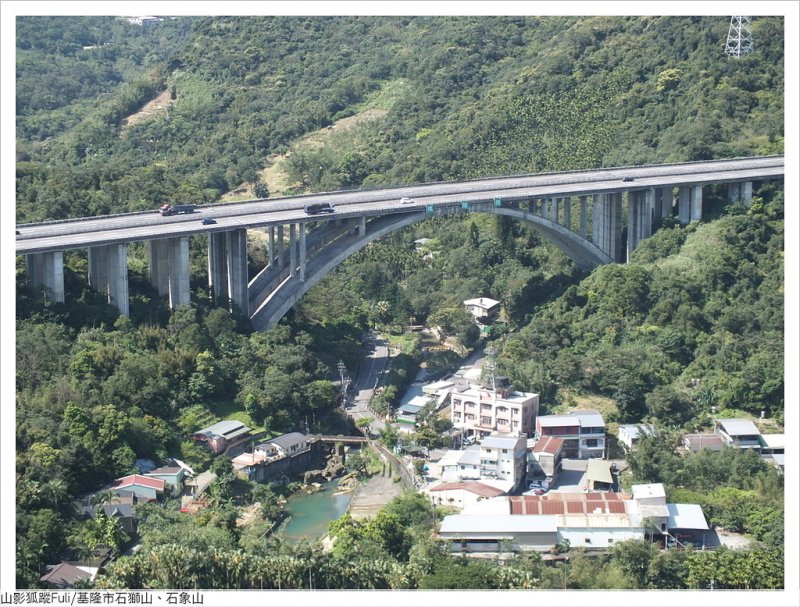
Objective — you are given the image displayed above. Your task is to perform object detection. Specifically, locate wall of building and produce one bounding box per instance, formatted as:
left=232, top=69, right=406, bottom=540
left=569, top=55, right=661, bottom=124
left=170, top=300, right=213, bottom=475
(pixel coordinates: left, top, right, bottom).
left=557, top=526, right=643, bottom=549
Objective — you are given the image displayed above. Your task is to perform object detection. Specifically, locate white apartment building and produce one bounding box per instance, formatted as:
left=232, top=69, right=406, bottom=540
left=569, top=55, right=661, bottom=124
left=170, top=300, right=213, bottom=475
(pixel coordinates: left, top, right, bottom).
left=478, top=434, right=528, bottom=489
left=450, top=384, right=539, bottom=438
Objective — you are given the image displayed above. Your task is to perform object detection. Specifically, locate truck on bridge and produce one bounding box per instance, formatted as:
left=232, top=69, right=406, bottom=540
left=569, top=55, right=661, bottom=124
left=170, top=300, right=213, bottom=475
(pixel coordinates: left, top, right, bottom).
left=160, top=204, right=197, bottom=216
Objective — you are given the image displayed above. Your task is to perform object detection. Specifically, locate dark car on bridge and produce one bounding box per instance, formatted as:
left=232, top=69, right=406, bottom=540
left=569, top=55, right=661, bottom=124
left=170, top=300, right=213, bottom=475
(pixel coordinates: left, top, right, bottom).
left=304, top=202, right=335, bottom=215
left=622, top=176, right=635, bottom=182
left=201, top=218, right=216, bottom=225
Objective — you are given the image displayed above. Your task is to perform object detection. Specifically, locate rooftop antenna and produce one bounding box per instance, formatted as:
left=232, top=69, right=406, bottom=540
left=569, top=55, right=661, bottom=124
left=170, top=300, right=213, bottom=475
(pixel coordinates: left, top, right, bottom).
left=725, top=16, right=754, bottom=58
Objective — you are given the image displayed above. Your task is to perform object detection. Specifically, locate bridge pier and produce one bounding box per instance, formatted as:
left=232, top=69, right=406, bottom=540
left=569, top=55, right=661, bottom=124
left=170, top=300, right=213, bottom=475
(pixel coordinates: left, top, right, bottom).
left=150, top=237, right=190, bottom=309
left=563, top=196, right=572, bottom=230
left=627, top=191, right=652, bottom=262
left=276, top=225, right=284, bottom=268
left=299, top=223, right=307, bottom=281
left=728, top=181, right=753, bottom=206
left=26, top=250, right=65, bottom=304
left=660, top=186, right=674, bottom=220
left=267, top=226, right=275, bottom=266
left=678, top=186, right=691, bottom=225
left=593, top=193, right=622, bottom=262
left=579, top=196, right=588, bottom=238
left=289, top=224, right=297, bottom=278
left=690, top=185, right=703, bottom=222
left=208, top=230, right=248, bottom=315
left=89, top=244, right=129, bottom=316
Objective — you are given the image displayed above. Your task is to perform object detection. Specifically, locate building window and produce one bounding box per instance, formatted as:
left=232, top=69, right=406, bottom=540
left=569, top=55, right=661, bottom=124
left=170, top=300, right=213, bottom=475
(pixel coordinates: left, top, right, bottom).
left=502, top=449, right=508, bottom=453
left=511, top=421, right=519, bottom=429
left=481, top=416, right=492, bottom=425
left=512, top=408, right=519, bottom=415
left=608, top=539, right=614, bottom=544
left=585, top=439, right=598, bottom=448
left=585, top=538, right=591, bottom=545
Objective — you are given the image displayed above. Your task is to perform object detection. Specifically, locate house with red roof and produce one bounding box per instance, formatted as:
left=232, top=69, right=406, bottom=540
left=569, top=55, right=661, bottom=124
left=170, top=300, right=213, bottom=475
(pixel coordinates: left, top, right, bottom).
left=112, top=474, right=165, bottom=501
left=425, top=480, right=506, bottom=510
left=528, top=435, right=564, bottom=481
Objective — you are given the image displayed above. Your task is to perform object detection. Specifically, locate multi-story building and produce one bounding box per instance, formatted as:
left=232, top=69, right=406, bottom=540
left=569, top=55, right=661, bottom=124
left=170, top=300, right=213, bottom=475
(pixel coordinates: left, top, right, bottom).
left=450, top=382, right=539, bottom=439
left=535, top=409, right=606, bottom=459
left=478, top=433, right=527, bottom=489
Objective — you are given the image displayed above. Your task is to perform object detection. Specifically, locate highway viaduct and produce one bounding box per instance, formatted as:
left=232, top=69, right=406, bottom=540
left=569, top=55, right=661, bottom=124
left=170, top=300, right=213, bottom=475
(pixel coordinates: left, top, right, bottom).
left=15, top=156, right=784, bottom=329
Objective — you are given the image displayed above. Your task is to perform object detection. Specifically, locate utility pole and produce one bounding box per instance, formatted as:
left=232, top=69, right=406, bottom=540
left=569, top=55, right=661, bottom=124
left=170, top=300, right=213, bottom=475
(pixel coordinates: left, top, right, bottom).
left=725, top=16, right=753, bottom=58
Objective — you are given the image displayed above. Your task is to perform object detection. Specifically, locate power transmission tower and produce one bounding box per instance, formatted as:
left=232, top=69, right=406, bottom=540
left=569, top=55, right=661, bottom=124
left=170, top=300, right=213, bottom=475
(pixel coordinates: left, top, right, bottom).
left=725, top=16, right=754, bottom=58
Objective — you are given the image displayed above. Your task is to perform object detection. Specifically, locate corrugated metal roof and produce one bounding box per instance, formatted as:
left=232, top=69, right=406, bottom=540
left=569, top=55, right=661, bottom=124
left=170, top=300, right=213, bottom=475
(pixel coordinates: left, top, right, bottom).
left=114, top=474, right=164, bottom=490
left=586, top=460, right=614, bottom=484
left=195, top=419, right=249, bottom=438
left=760, top=433, right=785, bottom=448
left=430, top=482, right=505, bottom=498
left=573, top=410, right=605, bottom=428
left=458, top=447, right=481, bottom=466
left=533, top=436, right=564, bottom=453
left=537, top=415, right=578, bottom=427
left=715, top=418, right=760, bottom=436
left=264, top=432, right=307, bottom=450
left=542, top=502, right=565, bottom=515
left=667, top=503, right=708, bottom=530
left=480, top=436, right=523, bottom=449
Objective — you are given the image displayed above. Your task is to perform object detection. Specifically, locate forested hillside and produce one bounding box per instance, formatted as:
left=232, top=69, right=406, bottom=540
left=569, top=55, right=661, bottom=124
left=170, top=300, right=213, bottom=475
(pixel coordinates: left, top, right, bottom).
left=15, top=15, right=784, bottom=590
left=16, top=16, right=782, bottom=222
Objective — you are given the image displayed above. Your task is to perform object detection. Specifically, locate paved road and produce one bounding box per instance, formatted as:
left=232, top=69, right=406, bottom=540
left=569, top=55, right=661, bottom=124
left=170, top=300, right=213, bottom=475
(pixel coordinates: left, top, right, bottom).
left=348, top=331, right=388, bottom=435
left=16, top=156, right=783, bottom=255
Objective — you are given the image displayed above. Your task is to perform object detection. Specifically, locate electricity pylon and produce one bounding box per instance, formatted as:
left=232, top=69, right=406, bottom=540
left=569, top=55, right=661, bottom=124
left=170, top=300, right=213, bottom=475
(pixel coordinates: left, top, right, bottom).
left=725, top=16, right=754, bottom=58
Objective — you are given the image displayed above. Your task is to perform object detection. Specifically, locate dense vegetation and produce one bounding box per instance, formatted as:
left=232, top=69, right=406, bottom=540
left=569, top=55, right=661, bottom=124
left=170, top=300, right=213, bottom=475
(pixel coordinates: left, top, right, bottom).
left=15, top=15, right=784, bottom=590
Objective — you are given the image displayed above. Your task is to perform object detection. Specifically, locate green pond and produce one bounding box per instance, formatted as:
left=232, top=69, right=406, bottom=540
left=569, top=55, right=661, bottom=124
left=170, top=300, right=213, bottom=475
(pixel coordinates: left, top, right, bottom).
left=277, top=479, right=354, bottom=542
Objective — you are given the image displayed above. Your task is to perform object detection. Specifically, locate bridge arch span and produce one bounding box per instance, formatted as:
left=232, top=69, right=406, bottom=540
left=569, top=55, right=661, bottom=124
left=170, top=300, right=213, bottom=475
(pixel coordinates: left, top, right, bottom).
left=250, top=205, right=611, bottom=330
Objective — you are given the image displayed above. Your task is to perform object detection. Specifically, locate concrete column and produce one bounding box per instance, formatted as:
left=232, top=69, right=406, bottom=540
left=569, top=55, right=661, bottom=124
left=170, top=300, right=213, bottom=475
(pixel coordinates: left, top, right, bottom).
left=105, top=244, right=129, bottom=317
left=553, top=198, right=561, bottom=224
left=148, top=239, right=170, bottom=297
left=88, top=246, right=108, bottom=293
left=592, top=194, right=604, bottom=246
left=267, top=226, right=275, bottom=267
left=643, top=189, right=654, bottom=238
left=627, top=191, right=648, bottom=262
left=359, top=216, right=367, bottom=236
left=678, top=186, right=691, bottom=225
left=742, top=181, right=753, bottom=206
left=166, top=237, right=190, bottom=310
left=563, top=196, right=571, bottom=230
left=660, top=187, right=673, bottom=219
left=610, top=192, right=622, bottom=262
left=26, top=251, right=65, bottom=304
left=594, top=193, right=622, bottom=262
left=289, top=224, right=297, bottom=278
left=208, top=232, right=228, bottom=306
left=649, top=188, right=661, bottom=225
left=226, top=229, right=248, bottom=316
left=89, top=244, right=129, bottom=314
left=728, top=182, right=741, bottom=203
left=690, top=185, right=703, bottom=223
left=299, top=223, right=307, bottom=282
left=276, top=225, right=284, bottom=268
left=579, top=196, right=588, bottom=238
